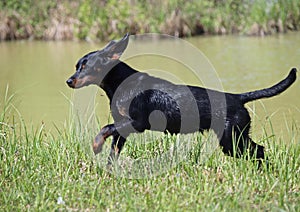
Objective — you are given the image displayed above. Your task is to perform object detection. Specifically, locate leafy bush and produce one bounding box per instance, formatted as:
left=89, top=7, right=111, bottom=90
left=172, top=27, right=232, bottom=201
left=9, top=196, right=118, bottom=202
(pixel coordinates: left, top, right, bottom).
left=1, top=0, right=300, bottom=41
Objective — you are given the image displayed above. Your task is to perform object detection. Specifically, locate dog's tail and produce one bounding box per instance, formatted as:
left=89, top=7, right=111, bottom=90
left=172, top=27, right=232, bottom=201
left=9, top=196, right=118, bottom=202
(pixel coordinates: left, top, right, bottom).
left=239, top=68, right=297, bottom=103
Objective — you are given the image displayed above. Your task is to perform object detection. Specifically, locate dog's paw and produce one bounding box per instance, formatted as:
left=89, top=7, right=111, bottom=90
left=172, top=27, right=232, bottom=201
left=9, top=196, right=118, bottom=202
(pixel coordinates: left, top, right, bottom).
left=93, top=134, right=105, bottom=155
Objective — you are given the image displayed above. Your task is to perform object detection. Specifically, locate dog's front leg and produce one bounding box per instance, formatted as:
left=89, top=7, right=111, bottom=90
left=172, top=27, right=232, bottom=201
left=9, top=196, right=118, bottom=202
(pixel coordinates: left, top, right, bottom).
left=108, top=135, right=126, bottom=165
left=93, top=119, right=133, bottom=155
left=93, top=124, right=116, bottom=155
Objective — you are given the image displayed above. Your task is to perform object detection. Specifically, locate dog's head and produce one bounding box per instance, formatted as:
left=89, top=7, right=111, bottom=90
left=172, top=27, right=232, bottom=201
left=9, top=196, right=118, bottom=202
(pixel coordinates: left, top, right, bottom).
left=66, top=34, right=129, bottom=88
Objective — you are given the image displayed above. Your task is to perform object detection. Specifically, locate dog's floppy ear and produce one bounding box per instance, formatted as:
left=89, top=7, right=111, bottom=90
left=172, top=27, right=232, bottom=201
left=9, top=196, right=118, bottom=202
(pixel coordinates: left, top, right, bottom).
left=105, top=33, right=129, bottom=60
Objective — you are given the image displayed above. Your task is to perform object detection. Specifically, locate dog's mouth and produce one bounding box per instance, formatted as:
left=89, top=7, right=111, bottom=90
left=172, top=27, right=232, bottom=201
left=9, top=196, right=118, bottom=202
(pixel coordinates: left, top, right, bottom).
left=66, top=76, right=96, bottom=89
left=66, top=76, right=94, bottom=89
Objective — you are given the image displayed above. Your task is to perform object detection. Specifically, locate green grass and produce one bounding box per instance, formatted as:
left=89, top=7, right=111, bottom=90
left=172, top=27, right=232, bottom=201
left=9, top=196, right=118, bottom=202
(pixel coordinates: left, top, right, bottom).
left=0, top=93, right=299, bottom=211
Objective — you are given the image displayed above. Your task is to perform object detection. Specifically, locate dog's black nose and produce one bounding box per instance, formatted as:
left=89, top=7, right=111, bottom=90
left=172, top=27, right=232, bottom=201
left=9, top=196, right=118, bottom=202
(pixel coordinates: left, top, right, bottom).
left=66, top=78, right=73, bottom=86
left=66, top=78, right=76, bottom=88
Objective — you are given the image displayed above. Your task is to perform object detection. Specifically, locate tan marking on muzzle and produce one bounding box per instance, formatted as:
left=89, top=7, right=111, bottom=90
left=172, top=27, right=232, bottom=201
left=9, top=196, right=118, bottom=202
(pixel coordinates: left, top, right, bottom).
left=74, top=75, right=98, bottom=88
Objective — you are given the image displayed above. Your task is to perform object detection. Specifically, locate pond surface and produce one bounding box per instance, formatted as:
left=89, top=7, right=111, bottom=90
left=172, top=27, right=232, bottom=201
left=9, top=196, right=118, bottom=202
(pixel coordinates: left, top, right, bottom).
left=0, top=33, right=299, bottom=141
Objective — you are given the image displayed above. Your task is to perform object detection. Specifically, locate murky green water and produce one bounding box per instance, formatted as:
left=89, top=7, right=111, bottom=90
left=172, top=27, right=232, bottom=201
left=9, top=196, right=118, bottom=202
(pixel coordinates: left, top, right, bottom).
left=0, top=33, right=299, bottom=141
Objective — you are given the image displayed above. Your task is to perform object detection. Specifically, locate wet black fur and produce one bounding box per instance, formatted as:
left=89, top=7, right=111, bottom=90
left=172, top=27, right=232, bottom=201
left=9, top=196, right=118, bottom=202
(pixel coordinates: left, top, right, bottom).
left=67, top=35, right=297, bottom=167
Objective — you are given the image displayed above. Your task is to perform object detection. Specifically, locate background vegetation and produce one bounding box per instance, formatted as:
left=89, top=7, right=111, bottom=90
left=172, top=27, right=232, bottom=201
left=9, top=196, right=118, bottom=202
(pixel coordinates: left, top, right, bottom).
left=1, top=0, right=300, bottom=41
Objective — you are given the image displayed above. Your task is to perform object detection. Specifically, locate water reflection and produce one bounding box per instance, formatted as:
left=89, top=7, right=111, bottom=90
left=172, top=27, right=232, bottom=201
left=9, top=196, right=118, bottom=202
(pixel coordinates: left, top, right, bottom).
left=0, top=34, right=299, bottom=140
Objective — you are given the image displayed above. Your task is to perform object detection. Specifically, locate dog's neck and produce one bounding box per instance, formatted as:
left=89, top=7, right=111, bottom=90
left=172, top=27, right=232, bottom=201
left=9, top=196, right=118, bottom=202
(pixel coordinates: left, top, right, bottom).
left=100, top=61, right=138, bottom=101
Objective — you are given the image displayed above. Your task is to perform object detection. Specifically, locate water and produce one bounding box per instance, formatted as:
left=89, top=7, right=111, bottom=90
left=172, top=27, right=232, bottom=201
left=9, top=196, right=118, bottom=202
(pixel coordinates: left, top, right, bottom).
left=0, top=33, right=299, bottom=141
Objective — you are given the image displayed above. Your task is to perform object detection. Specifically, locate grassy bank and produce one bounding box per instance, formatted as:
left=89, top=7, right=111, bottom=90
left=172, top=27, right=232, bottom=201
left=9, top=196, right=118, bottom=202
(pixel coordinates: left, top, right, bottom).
left=1, top=0, right=300, bottom=42
left=1, top=91, right=300, bottom=210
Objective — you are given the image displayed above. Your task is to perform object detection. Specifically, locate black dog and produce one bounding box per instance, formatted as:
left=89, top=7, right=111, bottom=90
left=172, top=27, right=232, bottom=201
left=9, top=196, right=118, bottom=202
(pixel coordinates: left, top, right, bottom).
left=66, top=34, right=297, bottom=166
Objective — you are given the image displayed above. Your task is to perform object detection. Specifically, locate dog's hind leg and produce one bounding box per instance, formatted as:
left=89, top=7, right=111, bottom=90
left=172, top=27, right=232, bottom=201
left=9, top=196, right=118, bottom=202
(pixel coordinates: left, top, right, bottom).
left=233, top=109, right=265, bottom=161
left=218, top=121, right=235, bottom=157
left=218, top=110, right=265, bottom=164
